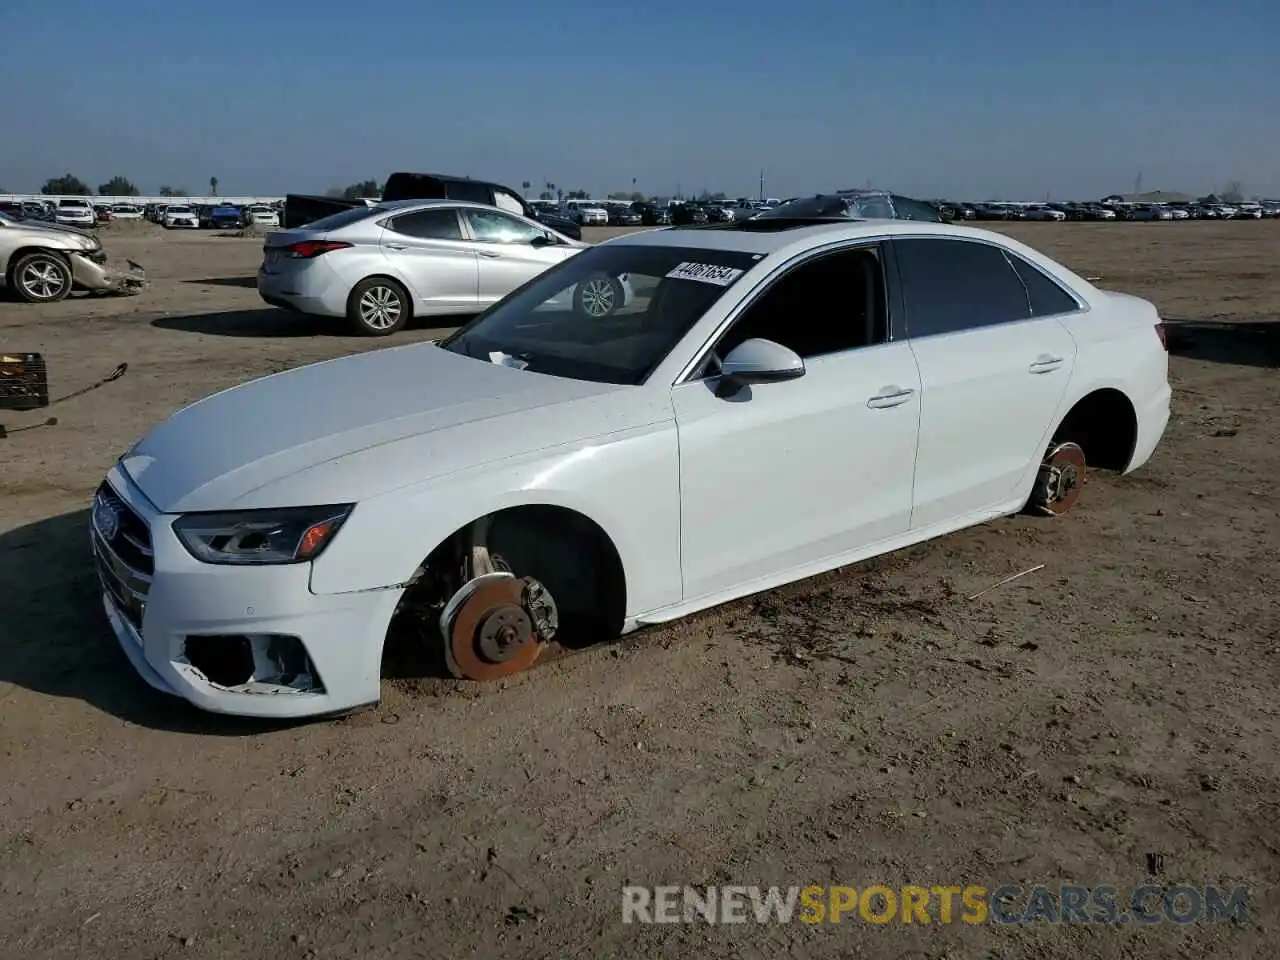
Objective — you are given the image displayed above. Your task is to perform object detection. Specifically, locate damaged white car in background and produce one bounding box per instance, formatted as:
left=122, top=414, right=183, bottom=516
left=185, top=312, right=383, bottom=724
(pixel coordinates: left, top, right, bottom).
left=0, top=211, right=145, bottom=303
left=93, top=218, right=1170, bottom=718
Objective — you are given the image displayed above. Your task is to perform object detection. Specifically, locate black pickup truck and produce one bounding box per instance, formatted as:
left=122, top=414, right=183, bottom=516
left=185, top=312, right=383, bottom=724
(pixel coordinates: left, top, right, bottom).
left=284, top=172, right=582, bottom=240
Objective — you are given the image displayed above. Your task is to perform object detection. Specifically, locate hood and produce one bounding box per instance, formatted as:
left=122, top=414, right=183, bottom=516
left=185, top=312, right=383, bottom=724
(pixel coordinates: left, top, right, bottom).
left=121, top=343, right=627, bottom=513
left=8, top=221, right=98, bottom=244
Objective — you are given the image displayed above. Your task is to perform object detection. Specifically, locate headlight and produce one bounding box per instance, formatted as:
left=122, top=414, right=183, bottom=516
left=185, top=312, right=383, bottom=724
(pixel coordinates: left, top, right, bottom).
left=172, top=504, right=354, bottom=565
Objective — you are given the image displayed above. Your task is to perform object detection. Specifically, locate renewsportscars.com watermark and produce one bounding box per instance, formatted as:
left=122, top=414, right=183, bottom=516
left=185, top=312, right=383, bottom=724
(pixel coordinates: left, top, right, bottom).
left=622, top=884, right=1250, bottom=925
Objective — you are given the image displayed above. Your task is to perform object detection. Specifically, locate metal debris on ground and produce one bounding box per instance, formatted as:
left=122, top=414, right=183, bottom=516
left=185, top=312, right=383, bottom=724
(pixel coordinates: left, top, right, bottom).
left=967, top=564, right=1046, bottom=601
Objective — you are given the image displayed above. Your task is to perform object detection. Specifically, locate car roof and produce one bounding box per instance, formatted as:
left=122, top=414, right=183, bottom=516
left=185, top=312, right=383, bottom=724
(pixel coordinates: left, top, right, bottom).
left=373, top=198, right=516, bottom=213
left=607, top=219, right=1018, bottom=257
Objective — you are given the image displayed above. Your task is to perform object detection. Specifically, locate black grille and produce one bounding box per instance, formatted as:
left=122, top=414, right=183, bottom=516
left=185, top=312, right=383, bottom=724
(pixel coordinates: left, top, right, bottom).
left=93, top=546, right=145, bottom=631
left=94, top=482, right=153, bottom=575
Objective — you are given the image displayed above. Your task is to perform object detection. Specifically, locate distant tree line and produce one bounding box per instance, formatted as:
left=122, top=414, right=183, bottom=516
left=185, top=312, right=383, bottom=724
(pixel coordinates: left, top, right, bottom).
left=34, top=173, right=213, bottom=196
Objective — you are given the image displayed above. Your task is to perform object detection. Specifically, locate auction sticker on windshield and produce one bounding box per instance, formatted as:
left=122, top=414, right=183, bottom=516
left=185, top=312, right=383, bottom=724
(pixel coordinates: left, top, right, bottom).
left=666, top=262, right=745, bottom=286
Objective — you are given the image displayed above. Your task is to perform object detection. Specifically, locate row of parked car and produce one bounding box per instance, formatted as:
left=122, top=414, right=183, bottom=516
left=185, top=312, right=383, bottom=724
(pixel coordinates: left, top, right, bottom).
left=0, top=198, right=283, bottom=230
left=527, top=198, right=783, bottom=228
left=940, top=200, right=1280, bottom=222
left=139, top=202, right=282, bottom=229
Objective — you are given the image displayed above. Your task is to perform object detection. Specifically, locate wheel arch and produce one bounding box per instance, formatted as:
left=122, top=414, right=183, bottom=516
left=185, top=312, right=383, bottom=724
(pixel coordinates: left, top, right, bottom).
left=382, top=501, right=629, bottom=667
left=1050, top=385, right=1139, bottom=472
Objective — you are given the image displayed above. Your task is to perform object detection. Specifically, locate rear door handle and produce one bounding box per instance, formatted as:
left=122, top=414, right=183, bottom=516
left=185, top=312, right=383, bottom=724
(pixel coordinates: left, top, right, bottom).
left=1028, top=354, right=1064, bottom=373
left=867, top=386, right=915, bottom=409
left=385, top=243, right=406, bottom=250
left=478, top=249, right=502, bottom=258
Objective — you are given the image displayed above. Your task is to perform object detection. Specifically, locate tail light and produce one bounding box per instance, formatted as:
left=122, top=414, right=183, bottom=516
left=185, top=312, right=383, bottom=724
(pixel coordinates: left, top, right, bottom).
left=285, top=240, right=352, bottom=259
left=1155, top=321, right=1168, bottom=350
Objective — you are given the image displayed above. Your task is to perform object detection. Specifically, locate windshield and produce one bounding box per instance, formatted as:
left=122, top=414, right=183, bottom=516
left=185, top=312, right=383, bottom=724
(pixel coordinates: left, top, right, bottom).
left=168, top=206, right=193, bottom=213
left=440, top=244, right=759, bottom=385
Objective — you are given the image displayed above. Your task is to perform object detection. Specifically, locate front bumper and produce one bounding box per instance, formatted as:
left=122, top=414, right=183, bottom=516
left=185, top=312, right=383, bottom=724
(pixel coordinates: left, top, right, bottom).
left=71, top=252, right=147, bottom=294
left=92, top=466, right=400, bottom=718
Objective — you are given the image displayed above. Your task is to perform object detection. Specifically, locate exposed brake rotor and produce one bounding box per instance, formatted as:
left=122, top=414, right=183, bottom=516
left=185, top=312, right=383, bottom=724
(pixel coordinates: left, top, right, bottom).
left=443, top=575, right=558, bottom=681
left=1033, top=441, right=1086, bottom=516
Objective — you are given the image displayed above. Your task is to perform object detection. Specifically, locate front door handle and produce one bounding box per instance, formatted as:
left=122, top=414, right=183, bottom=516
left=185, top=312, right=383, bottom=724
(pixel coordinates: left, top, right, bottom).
left=867, top=386, right=915, bottom=409
left=1028, top=354, right=1064, bottom=373
left=385, top=243, right=407, bottom=250
left=477, top=249, right=502, bottom=258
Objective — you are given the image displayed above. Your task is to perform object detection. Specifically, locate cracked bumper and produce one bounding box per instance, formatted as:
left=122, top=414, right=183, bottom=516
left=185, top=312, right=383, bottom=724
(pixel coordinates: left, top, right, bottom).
left=95, top=465, right=401, bottom=719
left=72, top=255, right=147, bottom=294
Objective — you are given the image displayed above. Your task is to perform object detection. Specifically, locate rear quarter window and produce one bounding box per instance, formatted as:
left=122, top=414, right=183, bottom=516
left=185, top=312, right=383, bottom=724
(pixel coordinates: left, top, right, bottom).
left=1006, top=253, right=1080, bottom=316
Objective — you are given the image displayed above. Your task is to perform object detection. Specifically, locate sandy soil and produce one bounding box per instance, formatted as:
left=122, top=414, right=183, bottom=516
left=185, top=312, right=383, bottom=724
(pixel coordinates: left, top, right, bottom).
left=1, top=220, right=1277, bottom=959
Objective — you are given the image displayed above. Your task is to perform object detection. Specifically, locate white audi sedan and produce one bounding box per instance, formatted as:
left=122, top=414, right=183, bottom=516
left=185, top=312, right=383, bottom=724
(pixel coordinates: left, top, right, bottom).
left=93, top=217, right=1171, bottom=718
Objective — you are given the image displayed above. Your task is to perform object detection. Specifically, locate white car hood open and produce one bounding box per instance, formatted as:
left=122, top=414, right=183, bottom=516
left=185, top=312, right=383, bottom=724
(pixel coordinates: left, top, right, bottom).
left=121, top=343, right=627, bottom=513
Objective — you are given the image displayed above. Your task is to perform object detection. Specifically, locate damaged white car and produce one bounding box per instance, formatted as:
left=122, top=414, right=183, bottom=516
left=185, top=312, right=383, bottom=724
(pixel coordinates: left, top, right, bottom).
left=1, top=211, right=145, bottom=302
left=93, top=218, right=1170, bottom=718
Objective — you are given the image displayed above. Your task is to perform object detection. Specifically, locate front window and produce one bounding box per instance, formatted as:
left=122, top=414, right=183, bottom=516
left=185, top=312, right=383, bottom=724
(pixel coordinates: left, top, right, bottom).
left=440, top=244, right=759, bottom=385
left=464, top=209, right=543, bottom=244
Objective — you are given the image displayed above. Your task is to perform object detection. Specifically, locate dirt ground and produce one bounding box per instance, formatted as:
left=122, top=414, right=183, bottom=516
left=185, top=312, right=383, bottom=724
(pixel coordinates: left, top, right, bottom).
left=1, top=220, right=1277, bottom=959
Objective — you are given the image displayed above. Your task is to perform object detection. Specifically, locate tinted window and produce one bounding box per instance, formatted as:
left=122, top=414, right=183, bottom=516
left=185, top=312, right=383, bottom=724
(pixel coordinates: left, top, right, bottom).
left=464, top=209, right=543, bottom=244
left=714, top=247, right=886, bottom=362
left=1006, top=254, right=1080, bottom=316
left=893, top=238, right=1029, bottom=337
left=389, top=209, right=463, bottom=240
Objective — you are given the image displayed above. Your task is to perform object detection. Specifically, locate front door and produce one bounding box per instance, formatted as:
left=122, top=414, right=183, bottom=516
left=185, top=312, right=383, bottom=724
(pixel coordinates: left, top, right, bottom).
left=673, top=244, right=922, bottom=602
left=461, top=208, right=574, bottom=305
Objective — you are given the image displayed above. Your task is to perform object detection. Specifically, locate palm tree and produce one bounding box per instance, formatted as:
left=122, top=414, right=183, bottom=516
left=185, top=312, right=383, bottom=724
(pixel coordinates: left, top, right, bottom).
left=209, top=176, right=218, bottom=197
left=521, top=180, right=531, bottom=197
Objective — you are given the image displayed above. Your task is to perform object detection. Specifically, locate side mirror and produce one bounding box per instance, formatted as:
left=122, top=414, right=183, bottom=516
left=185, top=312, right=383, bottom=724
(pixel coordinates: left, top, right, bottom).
left=714, top=338, right=805, bottom=398
left=529, top=233, right=557, bottom=247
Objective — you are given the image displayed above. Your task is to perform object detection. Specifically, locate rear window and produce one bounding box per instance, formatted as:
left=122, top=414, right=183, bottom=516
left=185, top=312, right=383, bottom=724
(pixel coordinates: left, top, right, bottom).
left=302, top=207, right=379, bottom=231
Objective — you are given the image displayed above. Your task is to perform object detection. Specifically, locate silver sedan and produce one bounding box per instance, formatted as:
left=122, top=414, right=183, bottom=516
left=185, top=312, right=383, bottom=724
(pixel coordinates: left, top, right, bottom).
left=257, top=199, right=632, bottom=336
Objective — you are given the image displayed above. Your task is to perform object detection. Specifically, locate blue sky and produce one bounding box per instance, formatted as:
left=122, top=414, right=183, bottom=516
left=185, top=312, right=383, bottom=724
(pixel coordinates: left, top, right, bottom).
left=3, top=0, right=1277, bottom=200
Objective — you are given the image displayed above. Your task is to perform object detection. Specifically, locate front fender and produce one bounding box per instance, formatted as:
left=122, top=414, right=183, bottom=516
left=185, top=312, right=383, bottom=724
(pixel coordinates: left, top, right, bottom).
left=307, top=421, right=683, bottom=617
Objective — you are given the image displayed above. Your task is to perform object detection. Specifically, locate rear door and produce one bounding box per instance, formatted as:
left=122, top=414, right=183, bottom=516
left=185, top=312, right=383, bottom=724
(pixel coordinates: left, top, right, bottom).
left=460, top=208, right=575, bottom=304
left=380, top=208, right=479, bottom=312
left=891, top=236, right=1080, bottom=530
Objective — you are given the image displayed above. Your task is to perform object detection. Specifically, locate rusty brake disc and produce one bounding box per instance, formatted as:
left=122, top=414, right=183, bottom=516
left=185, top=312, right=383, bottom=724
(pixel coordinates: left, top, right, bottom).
left=445, top=576, right=546, bottom=681
left=1035, top=441, right=1086, bottom=516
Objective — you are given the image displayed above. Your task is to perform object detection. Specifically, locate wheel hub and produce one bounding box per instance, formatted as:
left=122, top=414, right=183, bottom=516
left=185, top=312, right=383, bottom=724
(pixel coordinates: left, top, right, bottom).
left=476, top=605, right=534, bottom=663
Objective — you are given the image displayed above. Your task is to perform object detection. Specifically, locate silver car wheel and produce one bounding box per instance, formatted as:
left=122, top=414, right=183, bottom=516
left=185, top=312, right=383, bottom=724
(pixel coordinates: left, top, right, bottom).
left=578, top=278, right=616, bottom=318
left=358, top=285, right=403, bottom=330
left=19, top=258, right=71, bottom=301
